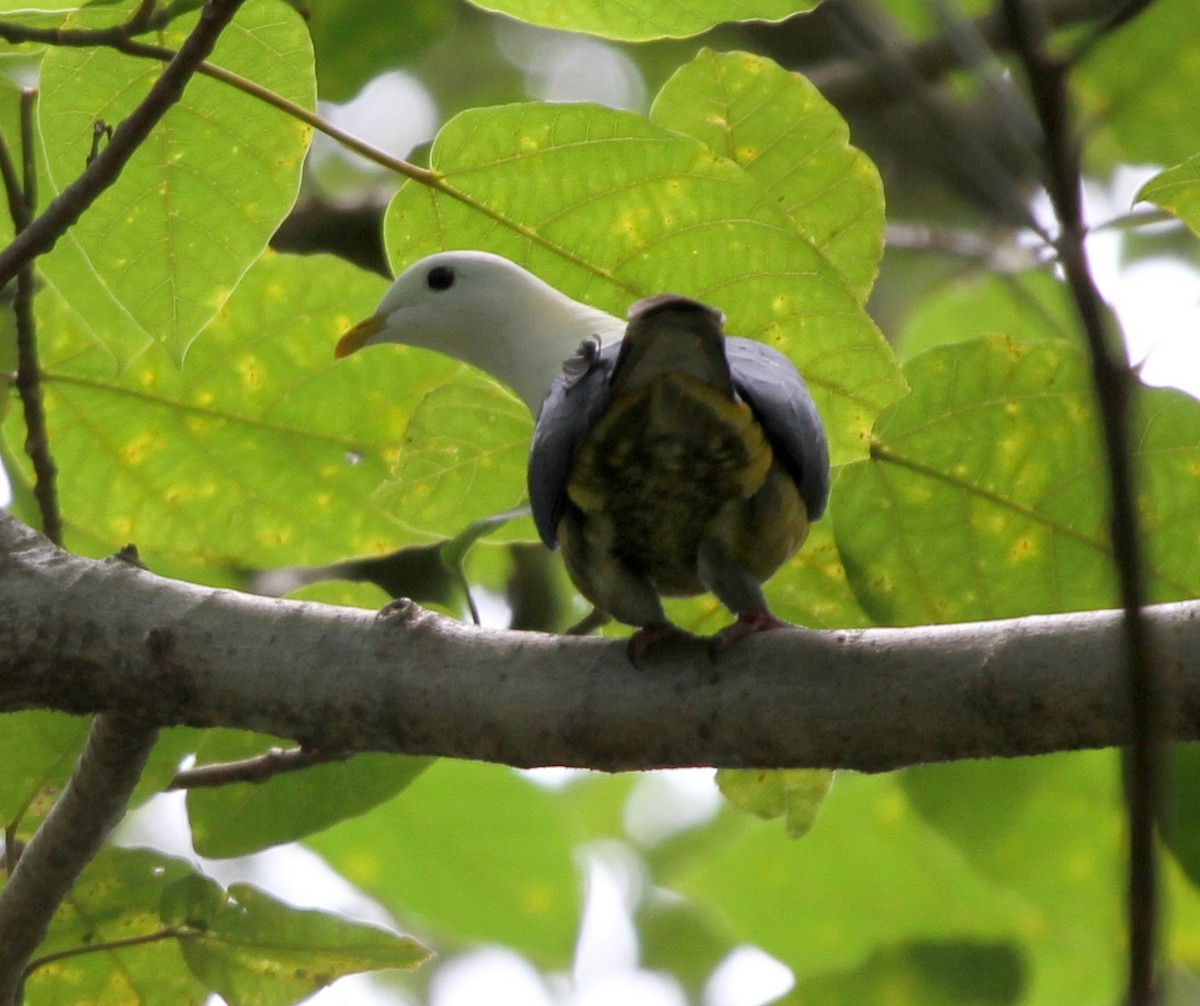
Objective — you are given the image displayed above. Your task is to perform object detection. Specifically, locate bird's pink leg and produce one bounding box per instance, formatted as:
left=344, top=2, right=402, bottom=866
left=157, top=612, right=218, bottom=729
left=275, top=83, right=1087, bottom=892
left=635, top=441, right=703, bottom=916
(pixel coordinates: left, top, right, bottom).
left=710, top=609, right=793, bottom=651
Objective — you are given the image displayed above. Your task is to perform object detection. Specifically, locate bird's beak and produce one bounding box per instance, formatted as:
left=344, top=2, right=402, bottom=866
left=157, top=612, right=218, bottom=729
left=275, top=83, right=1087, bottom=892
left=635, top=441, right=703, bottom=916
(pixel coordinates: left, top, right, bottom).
left=334, top=313, right=386, bottom=359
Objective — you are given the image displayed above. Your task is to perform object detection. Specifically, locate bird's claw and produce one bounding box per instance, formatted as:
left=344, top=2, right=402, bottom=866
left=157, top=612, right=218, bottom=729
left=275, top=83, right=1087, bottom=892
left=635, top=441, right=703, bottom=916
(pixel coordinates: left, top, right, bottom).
left=627, top=623, right=703, bottom=667
left=710, top=610, right=793, bottom=654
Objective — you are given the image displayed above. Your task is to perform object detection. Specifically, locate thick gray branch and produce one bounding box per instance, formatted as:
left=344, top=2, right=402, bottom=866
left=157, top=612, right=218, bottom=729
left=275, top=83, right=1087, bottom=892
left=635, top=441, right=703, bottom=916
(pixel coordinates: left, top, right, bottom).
left=1, top=514, right=1197, bottom=772
left=0, top=714, right=157, bottom=1005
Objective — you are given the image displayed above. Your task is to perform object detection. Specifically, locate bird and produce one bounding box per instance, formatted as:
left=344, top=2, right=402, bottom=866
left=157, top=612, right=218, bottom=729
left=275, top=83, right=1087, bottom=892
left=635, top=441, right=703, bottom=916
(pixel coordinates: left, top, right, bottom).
left=336, top=251, right=830, bottom=655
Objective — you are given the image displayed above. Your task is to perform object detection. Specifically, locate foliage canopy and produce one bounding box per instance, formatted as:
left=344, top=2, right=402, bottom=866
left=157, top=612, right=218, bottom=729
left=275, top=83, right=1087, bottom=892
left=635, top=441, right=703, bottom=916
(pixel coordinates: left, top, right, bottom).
left=4, top=0, right=1200, bottom=1003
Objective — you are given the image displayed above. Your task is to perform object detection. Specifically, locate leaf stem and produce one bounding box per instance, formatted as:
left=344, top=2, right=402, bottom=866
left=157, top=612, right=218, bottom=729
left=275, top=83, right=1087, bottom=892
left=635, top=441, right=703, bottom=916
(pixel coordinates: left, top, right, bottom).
left=23, top=927, right=189, bottom=981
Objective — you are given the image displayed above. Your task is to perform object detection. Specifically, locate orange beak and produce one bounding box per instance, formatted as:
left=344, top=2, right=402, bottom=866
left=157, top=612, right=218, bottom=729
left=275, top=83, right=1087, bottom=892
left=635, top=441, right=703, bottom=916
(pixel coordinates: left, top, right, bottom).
left=334, top=313, right=386, bottom=359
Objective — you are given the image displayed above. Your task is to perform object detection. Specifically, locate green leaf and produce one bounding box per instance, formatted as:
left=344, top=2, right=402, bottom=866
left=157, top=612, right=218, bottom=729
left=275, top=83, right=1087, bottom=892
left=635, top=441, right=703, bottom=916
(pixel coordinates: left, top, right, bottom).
left=307, top=759, right=582, bottom=966
left=385, top=96, right=904, bottom=468
left=896, top=269, right=1078, bottom=360
left=462, top=0, right=819, bottom=41
left=901, top=753, right=1130, bottom=1005
left=679, top=771, right=1032, bottom=979
left=21, top=845, right=428, bottom=1006
left=1138, top=155, right=1200, bottom=238
left=0, top=711, right=89, bottom=836
left=167, top=876, right=429, bottom=1006
left=1075, top=0, right=1200, bottom=168
left=21, top=846, right=206, bottom=1005
left=37, top=0, right=315, bottom=361
left=379, top=371, right=536, bottom=539
left=651, top=50, right=884, bottom=302
left=187, top=731, right=432, bottom=858
left=834, top=336, right=1200, bottom=625
left=716, top=768, right=834, bottom=837
left=2, top=252, right=463, bottom=568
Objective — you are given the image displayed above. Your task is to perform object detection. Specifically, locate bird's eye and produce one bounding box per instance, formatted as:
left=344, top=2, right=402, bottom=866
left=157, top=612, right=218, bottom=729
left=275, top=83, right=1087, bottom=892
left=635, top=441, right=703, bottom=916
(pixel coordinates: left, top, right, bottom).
left=427, top=266, right=456, bottom=291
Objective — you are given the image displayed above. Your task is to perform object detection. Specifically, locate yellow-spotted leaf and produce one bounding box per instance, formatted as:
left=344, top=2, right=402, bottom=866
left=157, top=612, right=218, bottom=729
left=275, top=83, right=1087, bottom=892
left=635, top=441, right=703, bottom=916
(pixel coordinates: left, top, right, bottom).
left=385, top=98, right=904, bottom=466
left=834, top=336, right=1200, bottom=625
left=0, top=252, right=463, bottom=569
left=652, top=50, right=884, bottom=301
left=37, top=0, right=314, bottom=362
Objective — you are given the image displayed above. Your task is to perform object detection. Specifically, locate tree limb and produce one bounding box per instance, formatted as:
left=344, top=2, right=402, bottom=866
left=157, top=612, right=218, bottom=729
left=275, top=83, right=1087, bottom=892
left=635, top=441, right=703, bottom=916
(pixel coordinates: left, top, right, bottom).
left=2, top=514, right=1198, bottom=773
left=0, top=714, right=158, bottom=1006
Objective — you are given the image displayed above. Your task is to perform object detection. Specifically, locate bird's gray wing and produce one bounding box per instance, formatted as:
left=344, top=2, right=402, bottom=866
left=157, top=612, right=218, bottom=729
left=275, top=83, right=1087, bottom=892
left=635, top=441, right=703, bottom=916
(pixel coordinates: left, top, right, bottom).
left=726, top=337, right=831, bottom=521
left=528, top=340, right=620, bottom=548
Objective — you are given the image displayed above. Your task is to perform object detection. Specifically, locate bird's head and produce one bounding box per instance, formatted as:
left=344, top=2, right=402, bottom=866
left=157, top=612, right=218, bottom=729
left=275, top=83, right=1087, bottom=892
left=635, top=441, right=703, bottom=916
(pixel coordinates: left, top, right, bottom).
left=335, top=250, right=624, bottom=413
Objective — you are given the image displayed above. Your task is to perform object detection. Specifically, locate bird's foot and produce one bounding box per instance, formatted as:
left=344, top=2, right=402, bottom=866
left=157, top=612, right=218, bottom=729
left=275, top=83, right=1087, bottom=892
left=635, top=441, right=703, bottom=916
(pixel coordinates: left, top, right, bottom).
left=627, top=623, right=702, bottom=667
left=710, top=610, right=793, bottom=653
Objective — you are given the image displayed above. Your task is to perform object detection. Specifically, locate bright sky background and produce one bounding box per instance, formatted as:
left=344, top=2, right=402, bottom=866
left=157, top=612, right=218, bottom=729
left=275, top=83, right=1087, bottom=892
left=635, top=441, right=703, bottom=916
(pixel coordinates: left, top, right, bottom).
left=5, top=22, right=1200, bottom=1006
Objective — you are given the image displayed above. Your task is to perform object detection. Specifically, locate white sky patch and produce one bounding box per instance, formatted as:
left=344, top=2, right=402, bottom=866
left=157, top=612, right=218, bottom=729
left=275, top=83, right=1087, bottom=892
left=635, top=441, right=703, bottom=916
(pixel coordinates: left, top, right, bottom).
left=705, top=946, right=795, bottom=1006
left=494, top=20, right=646, bottom=111
left=430, top=947, right=555, bottom=1006
left=623, top=769, right=722, bottom=847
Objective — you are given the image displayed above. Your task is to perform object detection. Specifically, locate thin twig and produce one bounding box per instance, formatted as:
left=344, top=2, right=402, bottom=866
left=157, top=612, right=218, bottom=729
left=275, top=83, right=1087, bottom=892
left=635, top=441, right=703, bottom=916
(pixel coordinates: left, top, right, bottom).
left=167, top=747, right=352, bottom=789
left=0, top=0, right=249, bottom=289
left=4, top=89, right=64, bottom=546
left=0, top=715, right=159, bottom=1006
left=1000, top=1, right=1161, bottom=1002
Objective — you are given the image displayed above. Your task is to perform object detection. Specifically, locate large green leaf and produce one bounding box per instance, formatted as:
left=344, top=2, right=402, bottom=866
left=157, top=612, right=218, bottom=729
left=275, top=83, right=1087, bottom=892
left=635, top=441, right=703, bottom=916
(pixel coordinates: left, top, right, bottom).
left=187, top=730, right=432, bottom=858
left=462, top=0, right=819, bottom=41
left=2, top=252, right=464, bottom=567
left=1138, top=155, right=1200, bottom=238
left=651, top=49, right=884, bottom=302
left=834, top=337, right=1200, bottom=625
left=37, top=0, right=314, bottom=361
left=307, top=759, right=582, bottom=967
left=385, top=95, right=904, bottom=470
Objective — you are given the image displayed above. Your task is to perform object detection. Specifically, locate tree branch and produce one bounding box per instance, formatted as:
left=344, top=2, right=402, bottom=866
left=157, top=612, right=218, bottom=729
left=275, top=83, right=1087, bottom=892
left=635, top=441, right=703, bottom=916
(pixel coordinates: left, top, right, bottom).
left=0, top=0, right=247, bottom=290
left=2, top=514, right=1199, bottom=773
left=0, top=713, right=158, bottom=1006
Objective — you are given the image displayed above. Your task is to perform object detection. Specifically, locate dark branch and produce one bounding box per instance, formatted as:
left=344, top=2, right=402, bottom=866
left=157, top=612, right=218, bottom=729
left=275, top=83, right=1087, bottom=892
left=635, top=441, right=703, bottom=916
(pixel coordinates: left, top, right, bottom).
left=0, top=0, right=248, bottom=290
left=999, top=1, right=1161, bottom=1002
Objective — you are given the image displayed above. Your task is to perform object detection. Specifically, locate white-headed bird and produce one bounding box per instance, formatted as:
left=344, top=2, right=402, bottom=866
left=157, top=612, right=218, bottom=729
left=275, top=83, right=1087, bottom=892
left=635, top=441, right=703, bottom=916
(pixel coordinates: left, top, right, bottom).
left=337, top=252, right=829, bottom=657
